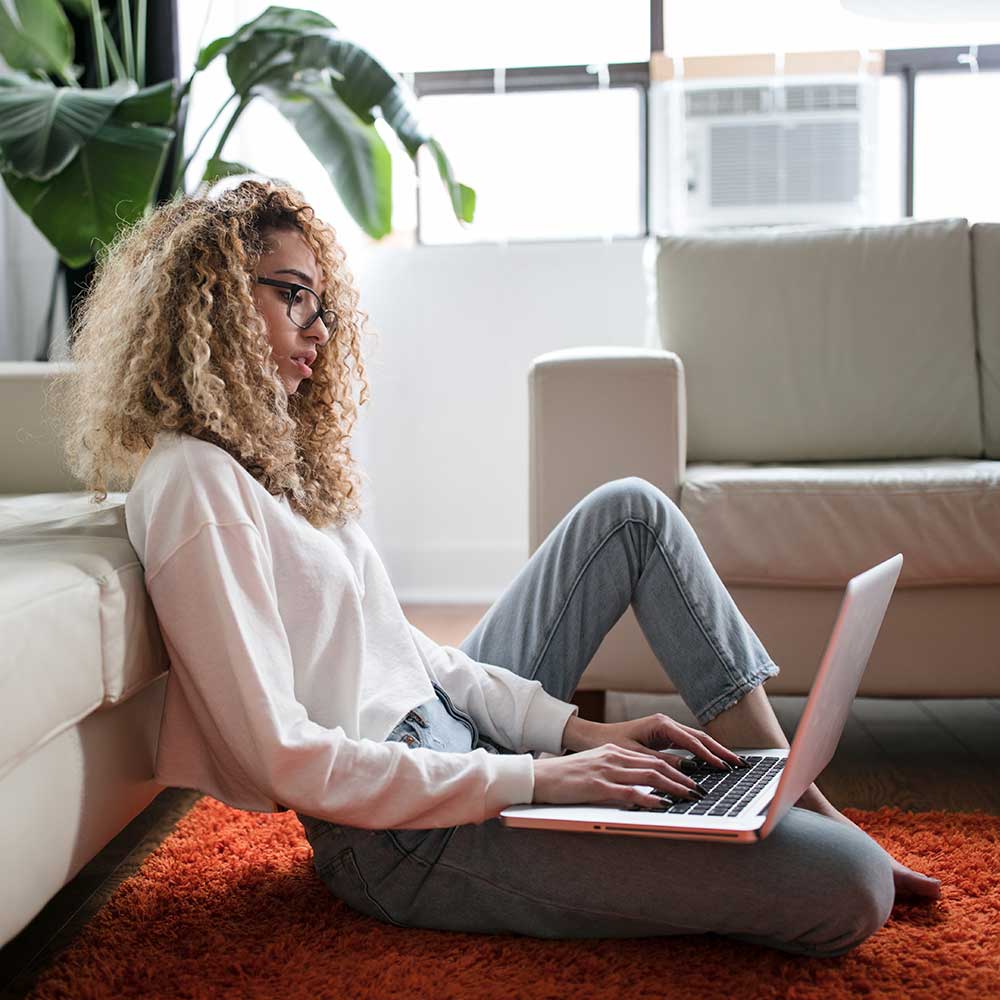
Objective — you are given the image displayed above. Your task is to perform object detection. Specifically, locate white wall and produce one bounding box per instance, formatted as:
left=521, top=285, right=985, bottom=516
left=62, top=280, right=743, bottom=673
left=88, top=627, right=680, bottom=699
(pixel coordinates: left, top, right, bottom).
left=0, top=186, right=68, bottom=363
left=355, top=237, right=650, bottom=603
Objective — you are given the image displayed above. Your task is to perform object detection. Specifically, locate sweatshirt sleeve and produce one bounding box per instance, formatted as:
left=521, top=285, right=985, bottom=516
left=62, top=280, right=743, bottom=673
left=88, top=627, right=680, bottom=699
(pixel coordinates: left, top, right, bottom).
left=145, top=520, right=539, bottom=829
left=407, top=623, right=579, bottom=756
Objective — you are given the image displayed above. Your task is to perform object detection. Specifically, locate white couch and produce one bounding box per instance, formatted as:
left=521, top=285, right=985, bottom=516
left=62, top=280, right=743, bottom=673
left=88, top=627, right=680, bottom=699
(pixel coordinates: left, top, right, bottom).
left=0, top=361, right=169, bottom=947
left=528, top=217, right=1000, bottom=705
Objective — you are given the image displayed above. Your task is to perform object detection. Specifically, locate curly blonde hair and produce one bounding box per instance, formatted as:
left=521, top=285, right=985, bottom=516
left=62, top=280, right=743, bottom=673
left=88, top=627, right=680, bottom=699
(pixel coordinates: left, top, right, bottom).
left=47, top=178, right=376, bottom=530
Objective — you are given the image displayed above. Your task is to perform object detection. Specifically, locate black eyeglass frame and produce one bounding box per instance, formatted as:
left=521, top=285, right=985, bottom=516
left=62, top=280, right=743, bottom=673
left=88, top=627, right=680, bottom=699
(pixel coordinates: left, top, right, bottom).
left=255, top=276, right=337, bottom=332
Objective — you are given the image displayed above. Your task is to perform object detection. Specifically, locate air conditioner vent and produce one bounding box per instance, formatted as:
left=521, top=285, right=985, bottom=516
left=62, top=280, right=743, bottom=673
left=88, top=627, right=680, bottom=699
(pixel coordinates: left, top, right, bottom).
left=648, top=74, right=877, bottom=231
left=710, top=124, right=780, bottom=206
left=708, top=120, right=860, bottom=208
left=787, top=121, right=860, bottom=202
left=685, top=86, right=771, bottom=118
left=784, top=83, right=859, bottom=112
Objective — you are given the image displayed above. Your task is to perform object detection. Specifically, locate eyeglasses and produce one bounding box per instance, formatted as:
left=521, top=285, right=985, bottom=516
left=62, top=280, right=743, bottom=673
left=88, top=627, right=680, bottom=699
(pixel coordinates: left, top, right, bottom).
left=255, top=276, right=337, bottom=332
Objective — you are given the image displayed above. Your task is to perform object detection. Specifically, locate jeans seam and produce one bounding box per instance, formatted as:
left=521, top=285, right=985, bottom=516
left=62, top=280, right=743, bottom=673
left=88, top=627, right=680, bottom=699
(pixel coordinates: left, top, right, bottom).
left=636, top=517, right=748, bottom=691
left=316, top=845, right=353, bottom=878
left=385, top=825, right=460, bottom=859
left=695, top=658, right=781, bottom=727
left=431, top=681, right=480, bottom=744
left=399, top=852, right=716, bottom=933
left=342, top=849, right=409, bottom=928
left=524, top=522, right=625, bottom=680
left=527, top=515, right=747, bottom=695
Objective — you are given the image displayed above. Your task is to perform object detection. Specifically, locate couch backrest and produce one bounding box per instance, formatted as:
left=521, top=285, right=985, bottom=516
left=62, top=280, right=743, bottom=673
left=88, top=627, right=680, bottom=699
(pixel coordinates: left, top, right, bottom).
left=0, top=361, right=82, bottom=493
left=972, top=223, right=1000, bottom=460
left=651, top=217, right=983, bottom=463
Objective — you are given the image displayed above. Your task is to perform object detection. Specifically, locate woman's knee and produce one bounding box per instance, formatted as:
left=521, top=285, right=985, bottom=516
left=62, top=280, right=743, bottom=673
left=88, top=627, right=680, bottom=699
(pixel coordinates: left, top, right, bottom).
left=789, top=815, right=895, bottom=957
left=585, top=477, right=676, bottom=521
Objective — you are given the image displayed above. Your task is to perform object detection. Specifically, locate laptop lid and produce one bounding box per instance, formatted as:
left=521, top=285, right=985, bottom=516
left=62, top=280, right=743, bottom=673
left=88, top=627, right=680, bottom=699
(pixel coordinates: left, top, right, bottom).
left=757, top=552, right=903, bottom=839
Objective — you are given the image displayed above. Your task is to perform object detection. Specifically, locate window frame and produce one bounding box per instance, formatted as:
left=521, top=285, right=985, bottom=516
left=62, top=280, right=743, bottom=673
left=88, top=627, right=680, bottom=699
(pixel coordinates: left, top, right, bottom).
left=403, top=0, right=660, bottom=246
left=883, top=43, right=1000, bottom=217
left=397, top=4, right=999, bottom=244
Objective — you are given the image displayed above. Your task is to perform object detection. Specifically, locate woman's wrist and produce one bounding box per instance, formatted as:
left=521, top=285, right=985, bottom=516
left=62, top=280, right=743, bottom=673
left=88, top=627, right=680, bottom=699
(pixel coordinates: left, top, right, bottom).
left=561, top=713, right=604, bottom=753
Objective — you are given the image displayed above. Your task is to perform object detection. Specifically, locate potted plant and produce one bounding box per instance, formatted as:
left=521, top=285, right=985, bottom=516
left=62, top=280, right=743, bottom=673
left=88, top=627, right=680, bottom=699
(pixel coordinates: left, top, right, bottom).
left=0, top=0, right=475, bottom=353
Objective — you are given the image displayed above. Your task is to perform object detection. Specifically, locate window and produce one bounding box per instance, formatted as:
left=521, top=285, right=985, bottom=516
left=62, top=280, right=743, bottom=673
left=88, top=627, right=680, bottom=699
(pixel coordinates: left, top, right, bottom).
left=913, top=70, right=1000, bottom=222
left=329, top=0, right=650, bottom=73
left=415, top=87, right=644, bottom=244
left=177, top=2, right=999, bottom=249
left=661, top=0, right=1000, bottom=56
left=885, top=45, right=1000, bottom=216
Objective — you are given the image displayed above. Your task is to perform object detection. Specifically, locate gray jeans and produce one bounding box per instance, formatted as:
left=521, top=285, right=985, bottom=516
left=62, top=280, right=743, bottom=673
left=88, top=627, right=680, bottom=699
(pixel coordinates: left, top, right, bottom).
left=296, top=478, right=895, bottom=957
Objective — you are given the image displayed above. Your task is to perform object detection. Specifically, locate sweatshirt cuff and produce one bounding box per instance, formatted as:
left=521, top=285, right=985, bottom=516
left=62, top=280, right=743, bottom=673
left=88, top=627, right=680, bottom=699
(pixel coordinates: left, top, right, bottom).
left=521, top=685, right=580, bottom=755
left=483, top=749, right=537, bottom=815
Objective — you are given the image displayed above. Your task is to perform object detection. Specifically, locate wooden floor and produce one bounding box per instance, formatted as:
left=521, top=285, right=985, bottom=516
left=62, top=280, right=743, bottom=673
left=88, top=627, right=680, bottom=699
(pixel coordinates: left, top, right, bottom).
left=2, top=602, right=998, bottom=998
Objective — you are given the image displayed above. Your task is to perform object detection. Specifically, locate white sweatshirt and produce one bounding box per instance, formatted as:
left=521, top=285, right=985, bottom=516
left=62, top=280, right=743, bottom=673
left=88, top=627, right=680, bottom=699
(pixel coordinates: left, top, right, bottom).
left=124, top=430, right=579, bottom=829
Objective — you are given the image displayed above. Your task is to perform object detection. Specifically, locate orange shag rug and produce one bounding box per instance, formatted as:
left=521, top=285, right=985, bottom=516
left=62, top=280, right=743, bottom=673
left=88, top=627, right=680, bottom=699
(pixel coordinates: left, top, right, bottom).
left=24, top=799, right=999, bottom=1000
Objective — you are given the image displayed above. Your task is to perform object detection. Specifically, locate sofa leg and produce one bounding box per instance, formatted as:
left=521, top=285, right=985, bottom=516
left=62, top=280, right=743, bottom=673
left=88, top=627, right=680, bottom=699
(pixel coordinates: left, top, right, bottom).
left=570, top=689, right=606, bottom=724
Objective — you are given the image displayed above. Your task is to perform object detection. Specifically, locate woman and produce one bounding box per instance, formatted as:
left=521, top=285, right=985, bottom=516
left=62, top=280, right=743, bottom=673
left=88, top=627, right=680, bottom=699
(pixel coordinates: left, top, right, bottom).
left=50, top=179, right=939, bottom=958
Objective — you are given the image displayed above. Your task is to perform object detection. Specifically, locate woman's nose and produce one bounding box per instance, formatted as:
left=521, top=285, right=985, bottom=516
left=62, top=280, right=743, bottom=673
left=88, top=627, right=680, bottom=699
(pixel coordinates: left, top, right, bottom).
left=304, top=316, right=330, bottom=345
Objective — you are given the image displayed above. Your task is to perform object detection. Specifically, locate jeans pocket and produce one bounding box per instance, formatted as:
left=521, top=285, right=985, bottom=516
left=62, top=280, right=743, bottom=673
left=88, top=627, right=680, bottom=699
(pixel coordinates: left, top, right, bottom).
left=318, top=846, right=408, bottom=928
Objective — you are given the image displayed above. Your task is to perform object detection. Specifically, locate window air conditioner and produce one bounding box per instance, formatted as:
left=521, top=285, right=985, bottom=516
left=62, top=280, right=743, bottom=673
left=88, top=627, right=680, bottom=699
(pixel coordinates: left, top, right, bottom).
left=649, top=74, right=880, bottom=232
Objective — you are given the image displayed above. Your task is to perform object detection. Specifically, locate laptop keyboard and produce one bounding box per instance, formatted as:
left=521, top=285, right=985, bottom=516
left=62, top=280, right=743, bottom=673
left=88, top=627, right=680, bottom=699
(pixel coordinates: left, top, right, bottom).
left=633, top=755, right=786, bottom=816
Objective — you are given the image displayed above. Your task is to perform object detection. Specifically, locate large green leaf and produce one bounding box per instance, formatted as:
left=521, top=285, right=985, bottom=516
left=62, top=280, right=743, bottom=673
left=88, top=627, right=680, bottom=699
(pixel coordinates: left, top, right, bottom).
left=111, top=79, right=177, bottom=125
left=2, top=119, right=174, bottom=267
left=292, top=30, right=413, bottom=139
left=225, top=38, right=297, bottom=98
left=196, top=6, right=336, bottom=73
left=227, top=26, right=409, bottom=137
left=0, top=74, right=137, bottom=180
left=252, top=26, right=473, bottom=222
left=422, top=137, right=476, bottom=224
left=253, top=79, right=392, bottom=238
left=191, top=6, right=474, bottom=229
left=201, top=156, right=254, bottom=187
left=0, top=0, right=74, bottom=76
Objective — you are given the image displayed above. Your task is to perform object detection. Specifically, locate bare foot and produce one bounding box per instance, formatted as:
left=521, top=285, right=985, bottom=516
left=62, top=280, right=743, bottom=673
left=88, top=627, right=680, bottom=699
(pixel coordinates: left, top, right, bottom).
left=888, top=858, right=942, bottom=899
left=795, top=789, right=942, bottom=901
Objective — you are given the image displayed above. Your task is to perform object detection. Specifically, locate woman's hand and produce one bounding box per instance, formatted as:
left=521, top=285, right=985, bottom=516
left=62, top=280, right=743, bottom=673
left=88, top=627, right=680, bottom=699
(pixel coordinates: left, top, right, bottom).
left=533, top=713, right=750, bottom=811
left=533, top=743, right=710, bottom=809
left=561, top=713, right=746, bottom=772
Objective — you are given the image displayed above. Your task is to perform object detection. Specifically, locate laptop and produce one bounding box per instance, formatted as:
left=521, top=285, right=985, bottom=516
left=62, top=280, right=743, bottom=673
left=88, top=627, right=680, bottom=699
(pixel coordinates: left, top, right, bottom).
left=500, top=553, right=903, bottom=844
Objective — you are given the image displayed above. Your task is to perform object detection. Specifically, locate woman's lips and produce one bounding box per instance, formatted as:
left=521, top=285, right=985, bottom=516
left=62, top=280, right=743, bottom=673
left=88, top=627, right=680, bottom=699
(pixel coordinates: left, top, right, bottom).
left=292, top=357, right=312, bottom=377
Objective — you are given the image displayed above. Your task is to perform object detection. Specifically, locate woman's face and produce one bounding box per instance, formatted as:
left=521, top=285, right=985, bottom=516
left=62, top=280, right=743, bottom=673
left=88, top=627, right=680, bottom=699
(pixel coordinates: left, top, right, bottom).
left=252, top=226, right=331, bottom=395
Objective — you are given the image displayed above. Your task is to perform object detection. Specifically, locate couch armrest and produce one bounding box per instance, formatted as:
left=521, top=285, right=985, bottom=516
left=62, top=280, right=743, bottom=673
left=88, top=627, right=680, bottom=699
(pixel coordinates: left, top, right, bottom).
left=528, top=347, right=687, bottom=554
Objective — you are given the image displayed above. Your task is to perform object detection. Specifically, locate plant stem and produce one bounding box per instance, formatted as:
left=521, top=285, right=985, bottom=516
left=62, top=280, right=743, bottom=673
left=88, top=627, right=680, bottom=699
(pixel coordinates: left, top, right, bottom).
left=118, top=0, right=135, bottom=80
left=169, top=70, right=202, bottom=184
left=176, top=67, right=200, bottom=105
left=208, top=95, right=250, bottom=165
left=101, top=21, right=127, bottom=82
left=194, top=0, right=215, bottom=64
left=88, top=0, right=109, bottom=87
left=176, top=91, right=238, bottom=190
left=135, top=0, right=146, bottom=86
left=172, top=93, right=249, bottom=197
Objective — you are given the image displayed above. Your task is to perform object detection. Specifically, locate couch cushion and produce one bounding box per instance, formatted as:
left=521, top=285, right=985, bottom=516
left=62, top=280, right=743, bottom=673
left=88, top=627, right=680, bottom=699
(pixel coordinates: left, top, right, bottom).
left=654, top=218, right=983, bottom=463
left=679, top=458, right=1000, bottom=587
left=972, top=223, right=1000, bottom=460
left=0, top=493, right=168, bottom=781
